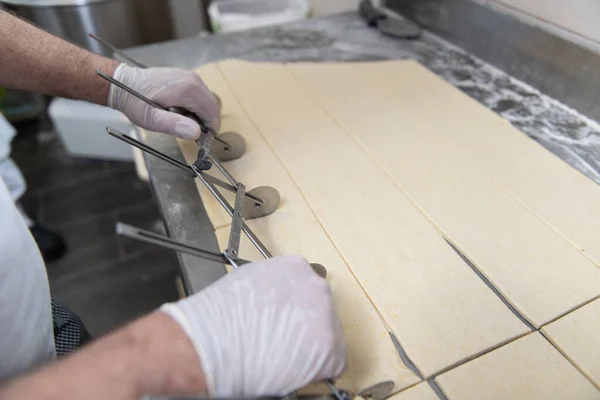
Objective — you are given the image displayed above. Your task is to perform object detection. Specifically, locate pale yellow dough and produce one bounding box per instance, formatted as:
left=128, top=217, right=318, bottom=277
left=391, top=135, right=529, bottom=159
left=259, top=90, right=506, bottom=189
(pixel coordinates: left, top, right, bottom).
left=369, top=62, right=600, bottom=269
left=386, top=383, right=439, bottom=400
left=178, top=59, right=600, bottom=395
left=194, top=63, right=420, bottom=394
left=214, top=60, right=527, bottom=378
left=543, top=298, right=600, bottom=387
left=214, top=225, right=419, bottom=394
left=436, top=333, right=599, bottom=399
left=288, top=61, right=600, bottom=327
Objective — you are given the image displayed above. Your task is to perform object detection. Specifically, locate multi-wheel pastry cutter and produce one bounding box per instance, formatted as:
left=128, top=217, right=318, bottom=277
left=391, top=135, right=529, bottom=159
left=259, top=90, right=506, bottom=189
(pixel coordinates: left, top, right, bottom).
left=91, top=34, right=410, bottom=400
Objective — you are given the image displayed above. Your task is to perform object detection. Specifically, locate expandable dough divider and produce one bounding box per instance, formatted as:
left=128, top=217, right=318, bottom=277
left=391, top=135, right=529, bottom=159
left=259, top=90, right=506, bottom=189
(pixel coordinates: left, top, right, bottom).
left=205, top=168, right=237, bottom=231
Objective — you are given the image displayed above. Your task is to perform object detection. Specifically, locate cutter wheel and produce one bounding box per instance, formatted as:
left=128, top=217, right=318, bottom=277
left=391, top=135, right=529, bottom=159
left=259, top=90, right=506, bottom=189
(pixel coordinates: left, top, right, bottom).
left=243, top=186, right=281, bottom=219
left=212, top=131, right=247, bottom=162
left=356, top=381, right=395, bottom=400
left=310, top=263, right=328, bottom=279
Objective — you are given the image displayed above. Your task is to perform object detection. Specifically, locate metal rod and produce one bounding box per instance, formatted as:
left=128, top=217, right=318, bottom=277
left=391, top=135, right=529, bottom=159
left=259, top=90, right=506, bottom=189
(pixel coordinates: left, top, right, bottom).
left=223, top=251, right=240, bottom=270
left=97, top=69, right=165, bottom=110
left=193, top=164, right=272, bottom=259
left=107, top=127, right=192, bottom=172
left=107, top=127, right=264, bottom=206
left=203, top=174, right=264, bottom=206
left=88, top=34, right=148, bottom=68
left=326, top=381, right=346, bottom=400
left=210, top=154, right=238, bottom=185
left=201, top=173, right=233, bottom=191
left=227, top=183, right=246, bottom=259
left=116, top=222, right=251, bottom=266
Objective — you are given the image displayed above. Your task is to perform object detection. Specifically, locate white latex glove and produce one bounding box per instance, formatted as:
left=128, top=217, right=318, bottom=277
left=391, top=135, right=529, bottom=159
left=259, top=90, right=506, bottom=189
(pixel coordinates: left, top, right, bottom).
left=108, top=64, right=221, bottom=140
left=161, top=255, right=348, bottom=397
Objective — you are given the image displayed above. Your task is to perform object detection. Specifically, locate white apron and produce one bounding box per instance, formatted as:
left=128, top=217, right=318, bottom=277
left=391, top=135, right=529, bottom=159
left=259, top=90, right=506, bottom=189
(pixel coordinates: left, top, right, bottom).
left=0, top=176, right=55, bottom=382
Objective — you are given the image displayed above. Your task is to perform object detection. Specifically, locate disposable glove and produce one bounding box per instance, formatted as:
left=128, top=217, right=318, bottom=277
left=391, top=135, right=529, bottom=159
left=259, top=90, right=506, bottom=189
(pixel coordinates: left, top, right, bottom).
left=161, top=255, right=348, bottom=397
left=108, top=64, right=221, bottom=140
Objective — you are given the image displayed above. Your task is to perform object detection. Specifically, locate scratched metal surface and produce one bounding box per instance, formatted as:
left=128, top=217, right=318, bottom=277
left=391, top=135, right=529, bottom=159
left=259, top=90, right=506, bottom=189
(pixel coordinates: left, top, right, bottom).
left=127, top=10, right=600, bottom=293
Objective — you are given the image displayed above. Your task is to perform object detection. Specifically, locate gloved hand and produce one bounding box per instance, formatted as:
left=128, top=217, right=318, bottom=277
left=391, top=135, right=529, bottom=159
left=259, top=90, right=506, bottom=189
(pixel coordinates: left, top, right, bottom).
left=108, top=64, right=221, bottom=140
left=161, top=255, right=348, bottom=397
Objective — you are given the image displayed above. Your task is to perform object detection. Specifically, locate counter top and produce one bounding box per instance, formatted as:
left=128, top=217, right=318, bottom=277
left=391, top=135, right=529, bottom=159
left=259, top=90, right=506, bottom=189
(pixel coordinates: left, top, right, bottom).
left=126, top=9, right=600, bottom=294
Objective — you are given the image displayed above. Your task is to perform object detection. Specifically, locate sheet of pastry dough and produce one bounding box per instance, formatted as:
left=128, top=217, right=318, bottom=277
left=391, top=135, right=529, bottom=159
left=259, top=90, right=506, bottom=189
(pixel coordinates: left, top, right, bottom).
left=214, top=226, right=419, bottom=394
left=387, top=383, right=439, bottom=400
left=435, top=333, right=599, bottom=399
left=216, top=59, right=528, bottom=377
left=368, top=61, right=600, bottom=268
left=193, top=63, right=420, bottom=393
left=288, top=61, right=600, bottom=327
left=542, top=298, right=600, bottom=387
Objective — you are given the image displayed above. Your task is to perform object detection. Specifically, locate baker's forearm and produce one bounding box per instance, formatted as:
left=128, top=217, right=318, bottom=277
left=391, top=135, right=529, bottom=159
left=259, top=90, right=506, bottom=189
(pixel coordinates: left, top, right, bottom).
left=0, top=10, right=119, bottom=105
left=0, top=312, right=206, bottom=400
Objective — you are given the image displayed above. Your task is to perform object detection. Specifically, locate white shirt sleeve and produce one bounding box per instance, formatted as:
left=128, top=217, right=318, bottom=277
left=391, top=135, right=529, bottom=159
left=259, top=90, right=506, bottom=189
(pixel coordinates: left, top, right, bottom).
left=0, top=177, right=55, bottom=382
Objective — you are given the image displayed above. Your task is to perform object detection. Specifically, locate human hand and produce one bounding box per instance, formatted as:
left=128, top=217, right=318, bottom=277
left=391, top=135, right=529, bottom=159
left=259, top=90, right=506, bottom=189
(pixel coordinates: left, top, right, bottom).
left=108, top=64, right=221, bottom=139
left=161, top=255, right=348, bottom=397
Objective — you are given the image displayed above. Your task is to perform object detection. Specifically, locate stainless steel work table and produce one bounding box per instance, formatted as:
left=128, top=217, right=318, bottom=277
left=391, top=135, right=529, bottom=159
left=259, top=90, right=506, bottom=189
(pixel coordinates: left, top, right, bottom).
left=123, top=0, right=600, bottom=295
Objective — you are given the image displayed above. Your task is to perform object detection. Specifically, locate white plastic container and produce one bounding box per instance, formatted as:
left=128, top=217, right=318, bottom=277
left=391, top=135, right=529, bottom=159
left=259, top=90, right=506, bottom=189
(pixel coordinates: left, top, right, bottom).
left=48, top=98, right=134, bottom=161
left=209, top=0, right=310, bottom=33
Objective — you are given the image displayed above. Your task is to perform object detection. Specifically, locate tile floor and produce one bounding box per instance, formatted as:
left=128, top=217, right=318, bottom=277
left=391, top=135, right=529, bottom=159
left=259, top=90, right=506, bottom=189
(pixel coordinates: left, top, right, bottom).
left=11, top=117, right=179, bottom=337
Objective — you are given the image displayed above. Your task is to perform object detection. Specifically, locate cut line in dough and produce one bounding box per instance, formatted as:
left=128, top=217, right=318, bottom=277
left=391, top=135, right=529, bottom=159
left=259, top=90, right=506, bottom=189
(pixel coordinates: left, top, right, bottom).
left=542, top=298, right=600, bottom=388
left=435, top=333, right=599, bottom=399
left=189, top=63, right=420, bottom=394
left=214, top=59, right=528, bottom=377
left=288, top=61, right=600, bottom=327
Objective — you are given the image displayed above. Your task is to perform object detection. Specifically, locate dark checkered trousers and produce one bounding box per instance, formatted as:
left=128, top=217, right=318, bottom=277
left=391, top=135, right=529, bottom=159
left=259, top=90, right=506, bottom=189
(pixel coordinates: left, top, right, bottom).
left=51, top=299, right=91, bottom=356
